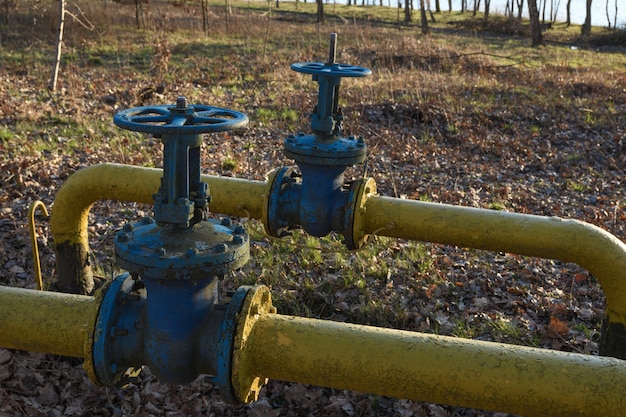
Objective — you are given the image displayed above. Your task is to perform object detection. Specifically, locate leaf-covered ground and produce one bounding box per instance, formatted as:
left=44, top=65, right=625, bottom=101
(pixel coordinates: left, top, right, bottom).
left=1, top=2, right=625, bottom=416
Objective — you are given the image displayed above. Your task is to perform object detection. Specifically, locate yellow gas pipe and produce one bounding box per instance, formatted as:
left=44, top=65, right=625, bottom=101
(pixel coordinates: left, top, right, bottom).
left=51, top=165, right=626, bottom=308
left=0, top=285, right=97, bottom=358
left=231, top=286, right=626, bottom=417
left=6, top=161, right=626, bottom=415
left=50, top=163, right=271, bottom=293
left=51, top=163, right=269, bottom=243
left=233, top=303, right=626, bottom=417
left=353, top=196, right=626, bottom=328
left=49, top=164, right=626, bottom=347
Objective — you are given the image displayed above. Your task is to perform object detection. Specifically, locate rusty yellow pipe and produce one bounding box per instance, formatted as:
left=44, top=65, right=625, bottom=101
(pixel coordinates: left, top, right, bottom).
left=354, top=196, right=626, bottom=354
left=234, top=310, right=626, bottom=417
left=0, top=285, right=98, bottom=358
left=51, top=163, right=271, bottom=293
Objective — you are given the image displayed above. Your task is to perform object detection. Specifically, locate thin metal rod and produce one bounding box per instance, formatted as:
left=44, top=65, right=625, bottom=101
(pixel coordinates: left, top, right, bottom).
left=28, top=200, right=49, bottom=291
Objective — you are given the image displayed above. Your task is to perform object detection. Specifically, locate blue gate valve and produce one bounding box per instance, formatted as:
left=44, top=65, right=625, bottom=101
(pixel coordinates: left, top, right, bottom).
left=92, top=97, right=251, bottom=398
left=267, top=34, right=374, bottom=246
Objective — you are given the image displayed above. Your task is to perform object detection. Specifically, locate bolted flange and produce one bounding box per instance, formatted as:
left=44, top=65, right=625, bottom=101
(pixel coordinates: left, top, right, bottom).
left=283, top=132, right=367, bottom=167
left=231, top=285, right=277, bottom=403
left=92, top=273, right=145, bottom=387
left=115, top=216, right=249, bottom=281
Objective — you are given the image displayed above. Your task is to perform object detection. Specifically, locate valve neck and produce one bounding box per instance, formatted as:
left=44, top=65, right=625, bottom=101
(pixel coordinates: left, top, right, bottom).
left=311, top=74, right=343, bottom=137
left=154, top=133, right=207, bottom=228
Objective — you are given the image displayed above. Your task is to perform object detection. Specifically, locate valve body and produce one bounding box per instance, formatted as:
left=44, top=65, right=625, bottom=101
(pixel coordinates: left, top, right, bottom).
left=91, top=97, right=251, bottom=388
left=267, top=34, right=373, bottom=246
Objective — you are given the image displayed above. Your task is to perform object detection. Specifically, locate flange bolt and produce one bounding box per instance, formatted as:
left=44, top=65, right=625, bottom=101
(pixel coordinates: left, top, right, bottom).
left=214, top=243, right=228, bottom=253
left=141, top=216, right=154, bottom=225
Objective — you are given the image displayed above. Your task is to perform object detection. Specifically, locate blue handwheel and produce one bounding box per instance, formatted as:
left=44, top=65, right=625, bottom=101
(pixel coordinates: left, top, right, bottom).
left=290, top=62, right=371, bottom=78
left=114, top=97, right=249, bottom=136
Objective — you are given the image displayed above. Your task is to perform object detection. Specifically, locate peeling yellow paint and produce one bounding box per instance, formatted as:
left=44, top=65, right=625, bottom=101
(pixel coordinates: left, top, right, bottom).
left=276, top=331, right=293, bottom=347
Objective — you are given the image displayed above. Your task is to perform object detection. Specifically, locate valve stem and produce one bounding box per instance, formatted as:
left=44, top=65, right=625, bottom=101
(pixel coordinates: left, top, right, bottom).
left=327, top=33, right=337, bottom=66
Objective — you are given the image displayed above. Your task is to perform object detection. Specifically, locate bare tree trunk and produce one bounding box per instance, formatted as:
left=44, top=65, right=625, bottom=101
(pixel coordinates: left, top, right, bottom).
left=551, top=0, right=561, bottom=23
left=605, top=0, right=610, bottom=28
left=135, top=0, right=145, bottom=29
left=428, top=0, right=437, bottom=21
left=397, top=0, right=401, bottom=26
left=528, top=0, right=543, bottom=47
left=581, top=0, right=592, bottom=36
left=614, top=0, right=618, bottom=30
left=0, top=0, right=5, bottom=47
left=3, top=0, right=9, bottom=24
left=484, top=0, right=490, bottom=20
left=516, top=0, right=524, bottom=19
left=448, top=0, right=452, bottom=12
left=565, top=0, right=571, bottom=25
left=135, top=0, right=140, bottom=29
left=225, top=0, right=231, bottom=31
left=201, top=0, right=209, bottom=35
left=49, top=0, right=65, bottom=92
left=263, top=0, right=272, bottom=56
left=404, top=0, right=411, bottom=22
left=316, top=0, right=324, bottom=22
left=419, top=0, right=429, bottom=33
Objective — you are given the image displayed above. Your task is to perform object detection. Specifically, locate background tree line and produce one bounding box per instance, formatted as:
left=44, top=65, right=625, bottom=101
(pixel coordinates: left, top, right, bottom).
left=0, top=0, right=622, bottom=82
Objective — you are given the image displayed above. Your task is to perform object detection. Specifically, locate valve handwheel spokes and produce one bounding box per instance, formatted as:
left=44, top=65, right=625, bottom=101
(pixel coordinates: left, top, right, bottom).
left=290, top=62, right=371, bottom=78
left=113, top=97, right=249, bottom=136
left=290, top=32, right=371, bottom=78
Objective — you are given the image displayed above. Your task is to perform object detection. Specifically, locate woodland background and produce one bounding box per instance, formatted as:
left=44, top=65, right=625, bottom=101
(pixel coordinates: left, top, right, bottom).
left=0, top=1, right=625, bottom=416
